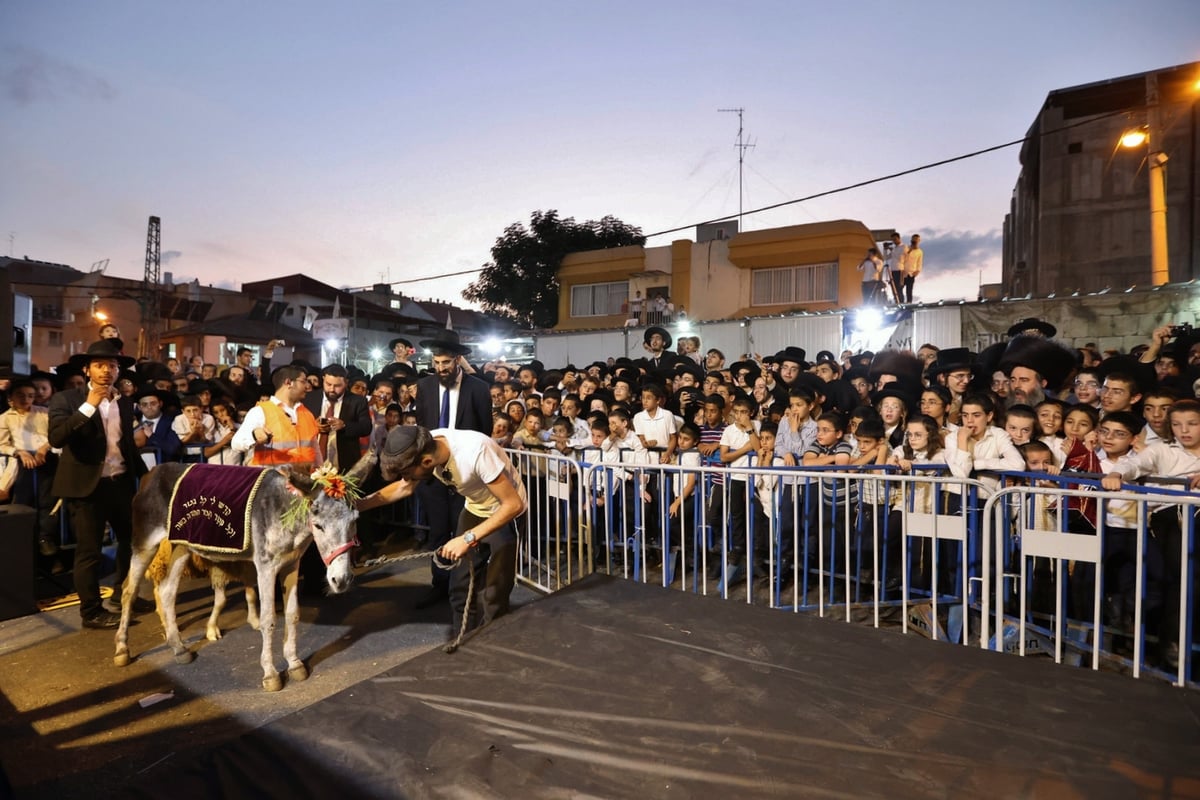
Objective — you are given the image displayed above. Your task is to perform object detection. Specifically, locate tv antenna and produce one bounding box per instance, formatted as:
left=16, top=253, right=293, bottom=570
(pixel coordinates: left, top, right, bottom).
left=718, top=107, right=754, bottom=230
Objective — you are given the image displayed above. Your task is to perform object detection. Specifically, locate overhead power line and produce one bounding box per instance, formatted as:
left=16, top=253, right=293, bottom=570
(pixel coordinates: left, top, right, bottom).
left=358, top=108, right=1133, bottom=287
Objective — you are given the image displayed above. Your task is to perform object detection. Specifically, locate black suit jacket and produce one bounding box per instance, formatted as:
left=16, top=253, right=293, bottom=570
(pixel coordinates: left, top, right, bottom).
left=415, top=372, right=492, bottom=436
left=48, top=387, right=148, bottom=498
left=304, top=390, right=373, bottom=469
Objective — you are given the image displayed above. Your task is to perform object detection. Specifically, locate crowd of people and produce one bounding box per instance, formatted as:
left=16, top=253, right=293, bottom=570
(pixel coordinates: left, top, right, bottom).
left=2, top=314, right=1196, bottom=670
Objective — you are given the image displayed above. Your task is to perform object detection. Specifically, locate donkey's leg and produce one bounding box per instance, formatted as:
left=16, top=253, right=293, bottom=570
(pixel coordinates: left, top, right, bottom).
left=160, top=546, right=196, bottom=664
left=256, top=561, right=282, bottom=691
left=206, top=566, right=229, bottom=641
left=114, top=536, right=162, bottom=667
left=244, top=578, right=261, bottom=631
left=279, top=557, right=308, bottom=683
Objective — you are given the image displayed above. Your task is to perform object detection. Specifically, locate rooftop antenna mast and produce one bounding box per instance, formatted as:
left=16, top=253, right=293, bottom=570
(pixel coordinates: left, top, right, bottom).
left=718, top=107, right=754, bottom=231
left=141, top=215, right=162, bottom=359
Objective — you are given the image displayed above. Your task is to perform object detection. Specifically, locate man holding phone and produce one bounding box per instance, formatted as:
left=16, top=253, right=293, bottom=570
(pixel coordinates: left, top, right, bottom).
left=304, top=363, right=372, bottom=470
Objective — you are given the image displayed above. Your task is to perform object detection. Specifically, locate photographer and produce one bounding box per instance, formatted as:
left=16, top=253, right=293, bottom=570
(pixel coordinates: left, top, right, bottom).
left=1140, top=323, right=1195, bottom=395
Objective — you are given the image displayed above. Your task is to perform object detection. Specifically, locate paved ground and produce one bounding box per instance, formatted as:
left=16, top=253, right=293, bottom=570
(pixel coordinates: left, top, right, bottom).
left=0, top=539, right=541, bottom=800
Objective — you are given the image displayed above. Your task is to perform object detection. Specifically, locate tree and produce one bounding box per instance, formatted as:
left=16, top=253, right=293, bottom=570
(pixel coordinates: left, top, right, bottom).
left=464, top=210, right=645, bottom=330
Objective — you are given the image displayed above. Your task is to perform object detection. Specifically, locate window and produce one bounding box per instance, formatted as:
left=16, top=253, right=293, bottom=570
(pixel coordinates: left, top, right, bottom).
left=47, top=331, right=62, bottom=346
left=751, top=263, right=837, bottom=306
left=570, top=281, right=629, bottom=317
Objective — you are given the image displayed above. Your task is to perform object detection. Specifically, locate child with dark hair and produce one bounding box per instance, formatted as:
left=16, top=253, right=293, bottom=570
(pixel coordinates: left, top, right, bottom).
left=1035, top=398, right=1066, bottom=439
left=1005, top=404, right=1037, bottom=446
left=715, top=395, right=762, bottom=585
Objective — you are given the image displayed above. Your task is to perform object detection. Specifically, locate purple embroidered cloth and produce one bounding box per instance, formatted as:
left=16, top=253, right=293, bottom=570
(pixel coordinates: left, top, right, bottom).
left=167, top=464, right=271, bottom=554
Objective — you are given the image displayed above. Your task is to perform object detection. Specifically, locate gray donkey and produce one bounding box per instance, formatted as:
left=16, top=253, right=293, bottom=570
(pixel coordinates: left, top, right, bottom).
left=114, top=455, right=371, bottom=691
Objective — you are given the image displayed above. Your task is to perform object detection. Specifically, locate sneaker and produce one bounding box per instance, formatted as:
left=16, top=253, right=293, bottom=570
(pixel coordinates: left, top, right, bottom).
left=81, top=610, right=121, bottom=629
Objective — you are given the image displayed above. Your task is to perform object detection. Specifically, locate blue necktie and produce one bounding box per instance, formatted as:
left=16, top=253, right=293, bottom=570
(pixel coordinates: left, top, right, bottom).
left=439, top=388, right=450, bottom=428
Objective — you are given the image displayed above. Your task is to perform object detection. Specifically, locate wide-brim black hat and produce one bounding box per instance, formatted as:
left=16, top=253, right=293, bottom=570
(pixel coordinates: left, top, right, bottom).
left=728, top=359, right=762, bottom=384
left=1007, top=317, right=1057, bottom=338
left=870, top=375, right=923, bottom=412
left=379, top=362, right=418, bottom=381
left=997, top=335, right=1077, bottom=393
left=132, top=385, right=175, bottom=405
left=673, top=360, right=705, bottom=384
left=419, top=330, right=471, bottom=356
left=643, top=326, right=673, bottom=349
left=867, top=350, right=924, bottom=384
left=926, top=347, right=976, bottom=378
left=774, top=346, right=808, bottom=369
left=187, top=379, right=211, bottom=395
left=791, top=373, right=827, bottom=399
left=68, top=339, right=136, bottom=370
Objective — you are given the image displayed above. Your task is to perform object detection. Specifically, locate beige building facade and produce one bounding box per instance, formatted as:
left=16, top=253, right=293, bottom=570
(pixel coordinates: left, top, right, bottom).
left=554, top=220, right=879, bottom=331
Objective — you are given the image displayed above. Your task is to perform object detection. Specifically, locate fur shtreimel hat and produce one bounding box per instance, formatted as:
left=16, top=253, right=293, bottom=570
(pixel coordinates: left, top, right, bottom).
left=998, top=335, right=1077, bottom=393
left=867, top=350, right=924, bottom=385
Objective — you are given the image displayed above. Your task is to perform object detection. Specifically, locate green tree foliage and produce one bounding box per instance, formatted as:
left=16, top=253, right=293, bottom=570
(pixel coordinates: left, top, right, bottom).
left=464, top=210, right=645, bottom=330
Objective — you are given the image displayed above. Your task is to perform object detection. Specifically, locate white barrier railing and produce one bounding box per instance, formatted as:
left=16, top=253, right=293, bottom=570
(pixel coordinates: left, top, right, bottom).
left=982, top=478, right=1197, bottom=687
left=503, top=446, right=1197, bottom=687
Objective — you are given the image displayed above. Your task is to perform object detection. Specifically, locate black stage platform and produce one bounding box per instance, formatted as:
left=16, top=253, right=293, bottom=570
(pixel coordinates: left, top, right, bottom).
left=123, top=574, right=1200, bottom=799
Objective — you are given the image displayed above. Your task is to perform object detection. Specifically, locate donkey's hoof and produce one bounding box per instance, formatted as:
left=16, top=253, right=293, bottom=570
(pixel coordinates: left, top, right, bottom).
left=263, top=674, right=283, bottom=692
left=173, top=649, right=196, bottom=665
left=113, top=652, right=130, bottom=668
left=288, top=664, right=309, bottom=682
left=205, top=627, right=222, bottom=642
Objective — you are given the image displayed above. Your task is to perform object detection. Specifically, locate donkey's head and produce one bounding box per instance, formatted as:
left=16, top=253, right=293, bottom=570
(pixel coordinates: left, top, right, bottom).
left=285, top=457, right=373, bottom=594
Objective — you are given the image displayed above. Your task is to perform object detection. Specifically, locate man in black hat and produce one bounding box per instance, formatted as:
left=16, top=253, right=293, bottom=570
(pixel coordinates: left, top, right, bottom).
left=927, top=348, right=976, bottom=418
left=643, top=326, right=673, bottom=369
left=412, top=330, right=493, bottom=609
left=48, top=340, right=152, bottom=629
left=774, top=347, right=808, bottom=391
left=998, top=335, right=1078, bottom=409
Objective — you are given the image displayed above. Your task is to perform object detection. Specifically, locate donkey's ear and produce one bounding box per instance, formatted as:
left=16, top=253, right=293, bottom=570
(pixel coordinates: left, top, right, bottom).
left=345, top=451, right=377, bottom=484
left=286, top=468, right=316, bottom=494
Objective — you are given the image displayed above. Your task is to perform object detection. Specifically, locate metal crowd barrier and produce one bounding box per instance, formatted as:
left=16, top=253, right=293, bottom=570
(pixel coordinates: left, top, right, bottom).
left=505, top=445, right=1197, bottom=687
left=982, top=471, right=1196, bottom=687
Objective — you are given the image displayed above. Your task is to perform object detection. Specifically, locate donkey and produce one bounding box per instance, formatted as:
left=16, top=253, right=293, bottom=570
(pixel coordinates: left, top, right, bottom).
left=114, top=455, right=371, bottom=691
left=143, top=538, right=260, bottom=643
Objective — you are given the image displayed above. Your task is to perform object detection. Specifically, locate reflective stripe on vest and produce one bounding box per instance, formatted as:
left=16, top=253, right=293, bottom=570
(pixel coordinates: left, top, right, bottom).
left=251, top=401, right=319, bottom=466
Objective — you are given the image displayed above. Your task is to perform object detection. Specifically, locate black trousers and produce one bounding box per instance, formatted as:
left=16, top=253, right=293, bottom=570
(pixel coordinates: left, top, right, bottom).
left=449, top=510, right=518, bottom=634
left=66, top=473, right=135, bottom=619
left=419, top=479, right=466, bottom=590
left=12, top=458, right=59, bottom=543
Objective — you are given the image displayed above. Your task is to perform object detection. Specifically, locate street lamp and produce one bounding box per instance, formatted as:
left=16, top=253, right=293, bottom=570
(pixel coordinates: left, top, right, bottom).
left=1120, top=123, right=1169, bottom=286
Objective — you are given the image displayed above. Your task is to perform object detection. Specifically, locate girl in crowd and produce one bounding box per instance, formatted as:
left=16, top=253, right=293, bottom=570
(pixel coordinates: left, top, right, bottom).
left=1049, top=403, right=1099, bottom=467
left=919, top=385, right=954, bottom=433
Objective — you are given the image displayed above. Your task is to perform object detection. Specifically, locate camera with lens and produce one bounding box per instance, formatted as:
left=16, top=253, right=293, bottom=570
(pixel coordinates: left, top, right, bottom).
left=1170, top=322, right=1194, bottom=338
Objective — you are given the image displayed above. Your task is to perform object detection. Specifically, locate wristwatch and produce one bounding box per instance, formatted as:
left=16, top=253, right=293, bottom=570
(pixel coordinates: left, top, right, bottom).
left=462, top=531, right=478, bottom=547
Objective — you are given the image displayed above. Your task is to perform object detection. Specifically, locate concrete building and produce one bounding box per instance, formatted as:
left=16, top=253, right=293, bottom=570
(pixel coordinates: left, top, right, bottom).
left=553, top=220, right=879, bottom=332
left=1003, top=61, right=1200, bottom=296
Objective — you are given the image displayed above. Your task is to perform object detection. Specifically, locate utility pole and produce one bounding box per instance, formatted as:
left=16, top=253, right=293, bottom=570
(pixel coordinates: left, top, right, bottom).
left=718, top=107, right=754, bottom=231
left=142, top=216, right=162, bottom=359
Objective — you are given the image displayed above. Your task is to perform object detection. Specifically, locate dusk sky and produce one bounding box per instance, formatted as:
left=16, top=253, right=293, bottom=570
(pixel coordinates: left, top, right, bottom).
left=3, top=2, right=1198, bottom=313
